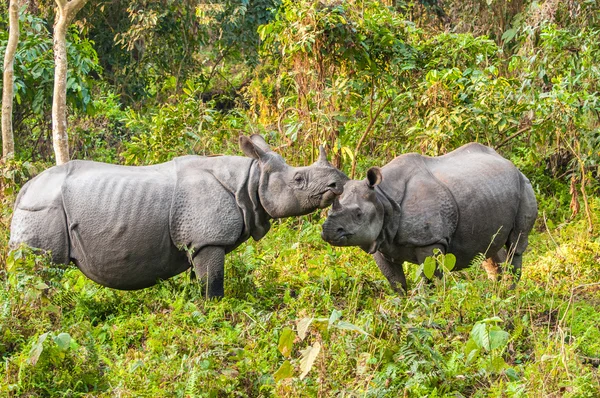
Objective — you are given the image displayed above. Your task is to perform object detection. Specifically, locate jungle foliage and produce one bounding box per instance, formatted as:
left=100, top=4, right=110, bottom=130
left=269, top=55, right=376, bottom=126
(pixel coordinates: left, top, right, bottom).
left=1, top=0, right=599, bottom=396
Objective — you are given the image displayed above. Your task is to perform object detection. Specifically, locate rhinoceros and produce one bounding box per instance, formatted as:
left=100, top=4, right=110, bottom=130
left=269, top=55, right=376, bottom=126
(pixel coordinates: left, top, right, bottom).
left=9, top=135, right=348, bottom=298
left=321, top=143, right=537, bottom=293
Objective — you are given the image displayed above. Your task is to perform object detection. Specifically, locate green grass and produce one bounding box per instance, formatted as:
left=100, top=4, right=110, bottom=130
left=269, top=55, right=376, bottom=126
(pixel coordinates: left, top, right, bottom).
left=1, top=196, right=599, bottom=396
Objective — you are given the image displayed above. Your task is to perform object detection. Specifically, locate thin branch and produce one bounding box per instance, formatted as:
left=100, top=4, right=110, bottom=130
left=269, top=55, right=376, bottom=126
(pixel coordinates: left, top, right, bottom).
left=494, top=125, right=530, bottom=150
left=350, top=96, right=392, bottom=179
left=564, top=139, right=593, bottom=233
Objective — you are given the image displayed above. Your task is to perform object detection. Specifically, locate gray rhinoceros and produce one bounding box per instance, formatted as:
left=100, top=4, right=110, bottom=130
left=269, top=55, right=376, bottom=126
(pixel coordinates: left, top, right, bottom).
left=9, top=135, right=348, bottom=298
left=321, top=143, right=537, bottom=293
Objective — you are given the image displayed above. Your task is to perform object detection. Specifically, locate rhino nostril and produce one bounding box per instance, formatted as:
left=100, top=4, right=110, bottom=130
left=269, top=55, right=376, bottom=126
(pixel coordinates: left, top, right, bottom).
left=336, top=227, right=345, bottom=234
left=328, top=182, right=337, bottom=189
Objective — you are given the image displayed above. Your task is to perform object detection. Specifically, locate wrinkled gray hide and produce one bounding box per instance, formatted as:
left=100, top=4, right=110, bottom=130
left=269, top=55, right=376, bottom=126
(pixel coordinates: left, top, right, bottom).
left=10, top=135, right=348, bottom=298
left=322, top=143, right=537, bottom=293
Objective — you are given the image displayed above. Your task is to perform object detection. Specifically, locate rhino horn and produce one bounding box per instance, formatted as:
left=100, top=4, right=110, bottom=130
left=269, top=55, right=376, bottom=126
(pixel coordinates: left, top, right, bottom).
left=316, top=145, right=332, bottom=166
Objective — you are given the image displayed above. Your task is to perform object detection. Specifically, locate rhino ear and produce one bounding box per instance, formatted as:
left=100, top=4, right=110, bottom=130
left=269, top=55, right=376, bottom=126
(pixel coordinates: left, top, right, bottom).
left=240, top=136, right=267, bottom=159
left=249, top=134, right=272, bottom=153
left=366, top=167, right=382, bottom=188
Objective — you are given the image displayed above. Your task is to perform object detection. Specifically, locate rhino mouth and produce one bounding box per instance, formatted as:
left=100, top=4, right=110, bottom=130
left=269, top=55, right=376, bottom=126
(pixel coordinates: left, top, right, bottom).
left=316, top=189, right=342, bottom=208
left=321, top=229, right=354, bottom=246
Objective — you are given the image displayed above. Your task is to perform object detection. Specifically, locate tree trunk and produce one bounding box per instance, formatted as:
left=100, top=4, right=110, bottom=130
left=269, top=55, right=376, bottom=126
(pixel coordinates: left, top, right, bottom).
left=52, top=0, right=88, bottom=165
left=2, top=0, right=20, bottom=160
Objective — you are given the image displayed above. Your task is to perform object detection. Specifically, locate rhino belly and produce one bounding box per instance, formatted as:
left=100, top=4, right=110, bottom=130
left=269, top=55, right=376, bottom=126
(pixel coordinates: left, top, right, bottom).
left=449, top=198, right=517, bottom=269
left=62, top=164, right=189, bottom=290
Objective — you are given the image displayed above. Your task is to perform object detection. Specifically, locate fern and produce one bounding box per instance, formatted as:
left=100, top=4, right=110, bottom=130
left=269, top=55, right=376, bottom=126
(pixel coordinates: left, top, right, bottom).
left=184, top=367, right=200, bottom=398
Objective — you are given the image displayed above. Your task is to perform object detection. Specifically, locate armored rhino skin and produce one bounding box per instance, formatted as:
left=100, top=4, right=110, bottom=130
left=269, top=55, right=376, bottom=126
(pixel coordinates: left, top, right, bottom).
left=10, top=135, right=348, bottom=298
left=321, top=143, right=537, bottom=293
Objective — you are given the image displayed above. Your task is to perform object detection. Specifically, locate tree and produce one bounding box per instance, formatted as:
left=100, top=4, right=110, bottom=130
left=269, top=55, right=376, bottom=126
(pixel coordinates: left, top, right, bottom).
left=2, top=0, right=22, bottom=160
left=52, top=0, right=88, bottom=165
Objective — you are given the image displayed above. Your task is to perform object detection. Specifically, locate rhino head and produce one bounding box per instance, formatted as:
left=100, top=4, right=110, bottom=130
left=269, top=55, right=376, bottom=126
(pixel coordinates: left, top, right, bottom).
left=240, top=135, right=348, bottom=218
left=321, top=167, right=385, bottom=253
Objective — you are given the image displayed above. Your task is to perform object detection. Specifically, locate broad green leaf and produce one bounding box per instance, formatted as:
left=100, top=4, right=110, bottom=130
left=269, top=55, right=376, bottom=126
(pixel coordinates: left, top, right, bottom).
left=423, top=256, right=436, bottom=279
left=444, top=253, right=456, bottom=271
left=464, top=338, right=480, bottom=364
left=502, top=28, right=518, bottom=43
left=470, top=322, right=490, bottom=351
left=296, top=317, right=313, bottom=341
left=54, top=333, right=72, bottom=351
left=278, top=327, right=295, bottom=358
left=299, top=341, right=321, bottom=380
left=273, top=360, right=293, bottom=382
left=489, top=326, right=510, bottom=350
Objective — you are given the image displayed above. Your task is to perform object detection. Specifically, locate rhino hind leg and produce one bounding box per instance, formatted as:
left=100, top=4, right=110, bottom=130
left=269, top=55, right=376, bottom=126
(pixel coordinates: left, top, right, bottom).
left=192, top=246, right=225, bottom=299
left=10, top=206, right=70, bottom=264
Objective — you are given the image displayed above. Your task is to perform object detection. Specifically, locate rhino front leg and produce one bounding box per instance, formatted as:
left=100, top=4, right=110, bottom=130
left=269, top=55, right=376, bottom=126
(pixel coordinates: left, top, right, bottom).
left=192, top=246, right=225, bottom=299
left=373, top=252, right=407, bottom=294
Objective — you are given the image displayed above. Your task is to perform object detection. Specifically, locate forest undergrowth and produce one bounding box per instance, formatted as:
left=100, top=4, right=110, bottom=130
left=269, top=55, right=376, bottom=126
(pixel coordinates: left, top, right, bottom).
left=0, top=164, right=599, bottom=396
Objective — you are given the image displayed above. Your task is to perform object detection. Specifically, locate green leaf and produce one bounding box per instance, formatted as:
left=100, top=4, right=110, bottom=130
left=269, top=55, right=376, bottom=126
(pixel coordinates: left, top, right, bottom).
left=502, top=28, right=518, bottom=43
left=488, top=355, right=508, bottom=373
left=505, top=367, right=520, bottom=381
left=328, top=309, right=342, bottom=327
left=481, top=316, right=504, bottom=324
left=423, top=256, right=436, bottom=279
left=470, top=322, right=490, bottom=351
left=489, top=326, right=510, bottom=350
left=464, top=338, right=480, bottom=364
left=278, top=327, right=295, bottom=358
left=273, top=360, right=293, bottom=382
left=28, top=332, right=48, bottom=366
left=334, top=321, right=369, bottom=336
left=443, top=253, right=456, bottom=271
left=54, top=333, right=72, bottom=351
left=299, top=341, right=321, bottom=380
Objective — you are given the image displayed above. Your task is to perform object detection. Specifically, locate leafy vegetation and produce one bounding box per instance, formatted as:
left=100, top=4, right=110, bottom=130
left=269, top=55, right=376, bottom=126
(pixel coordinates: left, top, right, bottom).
left=1, top=0, right=599, bottom=396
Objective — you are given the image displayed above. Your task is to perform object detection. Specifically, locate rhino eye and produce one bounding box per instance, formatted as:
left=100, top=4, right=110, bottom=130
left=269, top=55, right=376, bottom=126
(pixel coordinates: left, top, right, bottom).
left=355, top=209, right=363, bottom=219
left=293, top=174, right=304, bottom=184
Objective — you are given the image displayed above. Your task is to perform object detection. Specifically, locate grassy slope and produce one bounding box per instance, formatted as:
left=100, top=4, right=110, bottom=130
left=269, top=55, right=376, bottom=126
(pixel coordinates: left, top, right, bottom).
left=0, top=183, right=599, bottom=397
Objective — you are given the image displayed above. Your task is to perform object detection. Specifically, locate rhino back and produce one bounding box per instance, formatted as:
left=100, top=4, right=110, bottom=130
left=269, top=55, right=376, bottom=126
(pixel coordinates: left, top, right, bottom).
left=62, top=160, right=186, bottom=289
